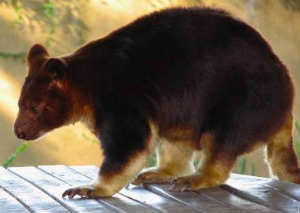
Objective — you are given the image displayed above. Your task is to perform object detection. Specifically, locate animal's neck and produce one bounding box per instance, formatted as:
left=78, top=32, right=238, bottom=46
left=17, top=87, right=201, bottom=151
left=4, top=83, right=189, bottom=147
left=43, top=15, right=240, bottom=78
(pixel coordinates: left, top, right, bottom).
left=64, top=79, right=96, bottom=132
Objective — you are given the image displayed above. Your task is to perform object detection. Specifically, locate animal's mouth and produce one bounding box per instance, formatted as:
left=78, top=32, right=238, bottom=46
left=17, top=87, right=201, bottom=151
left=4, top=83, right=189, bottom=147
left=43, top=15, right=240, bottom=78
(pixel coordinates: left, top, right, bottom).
left=14, top=125, right=45, bottom=141
left=21, top=133, right=43, bottom=141
left=15, top=132, right=41, bottom=141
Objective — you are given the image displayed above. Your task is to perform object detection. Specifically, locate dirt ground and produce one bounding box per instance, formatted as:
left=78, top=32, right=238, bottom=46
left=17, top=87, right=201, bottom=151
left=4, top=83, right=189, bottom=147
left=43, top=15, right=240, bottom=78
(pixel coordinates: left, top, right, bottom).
left=0, top=0, right=299, bottom=177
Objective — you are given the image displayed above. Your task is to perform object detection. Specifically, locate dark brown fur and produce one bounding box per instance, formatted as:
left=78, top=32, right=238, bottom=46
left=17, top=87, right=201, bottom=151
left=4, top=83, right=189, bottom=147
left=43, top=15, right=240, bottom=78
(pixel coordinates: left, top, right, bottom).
left=14, top=7, right=299, bottom=198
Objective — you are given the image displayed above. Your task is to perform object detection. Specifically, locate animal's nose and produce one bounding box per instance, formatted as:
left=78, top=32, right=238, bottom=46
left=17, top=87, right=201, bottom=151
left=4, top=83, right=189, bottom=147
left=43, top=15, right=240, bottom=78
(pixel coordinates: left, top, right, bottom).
left=17, top=132, right=26, bottom=139
left=15, top=128, right=26, bottom=139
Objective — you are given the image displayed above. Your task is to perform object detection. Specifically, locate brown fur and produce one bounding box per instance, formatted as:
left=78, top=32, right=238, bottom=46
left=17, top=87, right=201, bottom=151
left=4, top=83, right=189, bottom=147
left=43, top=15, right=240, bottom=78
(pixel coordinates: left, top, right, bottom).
left=14, top=7, right=299, bottom=198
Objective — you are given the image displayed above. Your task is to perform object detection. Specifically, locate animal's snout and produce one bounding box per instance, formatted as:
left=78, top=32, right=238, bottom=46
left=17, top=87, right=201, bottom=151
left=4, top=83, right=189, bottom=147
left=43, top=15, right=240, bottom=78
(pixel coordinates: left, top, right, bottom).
left=15, top=127, right=26, bottom=139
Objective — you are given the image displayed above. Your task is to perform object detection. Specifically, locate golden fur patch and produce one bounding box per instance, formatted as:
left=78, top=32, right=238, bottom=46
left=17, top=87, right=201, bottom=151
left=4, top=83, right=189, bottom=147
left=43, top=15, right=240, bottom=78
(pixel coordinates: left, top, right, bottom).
left=64, top=121, right=157, bottom=198
left=133, top=123, right=196, bottom=184
left=177, top=132, right=236, bottom=190
left=93, top=122, right=157, bottom=196
left=266, top=114, right=300, bottom=184
left=156, top=139, right=195, bottom=176
left=94, top=151, right=150, bottom=196
left=164, top=128, right=195, bottom=141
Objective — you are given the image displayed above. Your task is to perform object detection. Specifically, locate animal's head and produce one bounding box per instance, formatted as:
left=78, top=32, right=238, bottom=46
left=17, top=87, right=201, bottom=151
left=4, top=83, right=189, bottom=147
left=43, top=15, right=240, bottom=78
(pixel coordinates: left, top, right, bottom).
left=14, top=44, right=71, bottom=140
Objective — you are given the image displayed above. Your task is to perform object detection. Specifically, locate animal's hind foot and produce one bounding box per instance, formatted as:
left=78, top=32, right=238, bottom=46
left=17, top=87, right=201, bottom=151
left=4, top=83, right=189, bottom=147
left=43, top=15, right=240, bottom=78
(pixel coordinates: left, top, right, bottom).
left=133, top=169, right=176, bottom=185
left=168, top=173, right=224, bottom=192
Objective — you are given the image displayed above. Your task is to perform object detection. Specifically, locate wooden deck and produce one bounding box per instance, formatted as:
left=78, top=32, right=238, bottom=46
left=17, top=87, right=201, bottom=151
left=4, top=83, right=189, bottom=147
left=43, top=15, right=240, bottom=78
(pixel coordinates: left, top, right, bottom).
left=0, top=165, right=299, bottom=213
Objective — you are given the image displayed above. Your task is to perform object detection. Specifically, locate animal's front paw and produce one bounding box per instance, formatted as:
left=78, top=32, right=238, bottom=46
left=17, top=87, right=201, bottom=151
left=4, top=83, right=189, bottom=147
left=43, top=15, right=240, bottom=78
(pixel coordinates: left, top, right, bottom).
left=133, top=170, right=175, bottom=185
left=62, top=185, right=113, bottom=199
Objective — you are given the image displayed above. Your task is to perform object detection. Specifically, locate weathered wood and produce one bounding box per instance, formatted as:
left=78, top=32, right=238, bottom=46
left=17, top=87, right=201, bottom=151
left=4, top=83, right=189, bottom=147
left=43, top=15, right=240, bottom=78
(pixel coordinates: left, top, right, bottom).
left=224, top=175, right=299, bottom=213
left=0, top=186, right=31, bottom=213
left=147, top=185, right=279, bottom=213
left=70, top=166, right=205, bottom=213
left=9, top=166, right=115, bottom=213
left=69, top=166, right=280, bottom=213
left=70, top=166, right=297, bottom=213
left=231, top=174, right=300, bottom=201
left=0, top=167, right=69, bottom=213
left=1, top=165, right=299, bottom=213
left=44, top=165, right=200, bottom=213
left=39, top=165, right=158, bottom=213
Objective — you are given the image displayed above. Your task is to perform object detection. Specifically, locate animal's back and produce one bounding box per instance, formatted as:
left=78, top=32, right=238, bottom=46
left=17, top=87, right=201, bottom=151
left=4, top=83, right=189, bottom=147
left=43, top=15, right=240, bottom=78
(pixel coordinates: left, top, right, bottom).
left=71, top=8, right=293, bottom=143
left=90, top=7, right=293, bottom=142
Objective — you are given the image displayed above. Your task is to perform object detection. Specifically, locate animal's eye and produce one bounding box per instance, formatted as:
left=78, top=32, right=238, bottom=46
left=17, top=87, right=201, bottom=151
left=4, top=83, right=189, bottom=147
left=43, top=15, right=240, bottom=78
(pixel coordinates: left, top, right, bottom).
left=48, top=88, right=57, bottom=97
left=30, top=105, right=39, bottom=113
left=44, top=106, right=51, bottom=112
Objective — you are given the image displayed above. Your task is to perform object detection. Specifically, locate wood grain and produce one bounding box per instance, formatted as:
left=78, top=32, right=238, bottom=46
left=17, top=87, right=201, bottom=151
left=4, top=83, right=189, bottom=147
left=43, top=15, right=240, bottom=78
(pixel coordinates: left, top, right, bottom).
left=0, top=167, right=69, bottom=213
left=0, top=166, right=299, bottom=213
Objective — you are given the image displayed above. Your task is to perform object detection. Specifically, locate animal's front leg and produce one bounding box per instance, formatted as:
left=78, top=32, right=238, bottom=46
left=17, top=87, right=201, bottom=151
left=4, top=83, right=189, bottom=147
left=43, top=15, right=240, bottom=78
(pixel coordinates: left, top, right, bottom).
left=63, top=106, right=154, bottom=198
left=62, top=150, right=150, bottom=198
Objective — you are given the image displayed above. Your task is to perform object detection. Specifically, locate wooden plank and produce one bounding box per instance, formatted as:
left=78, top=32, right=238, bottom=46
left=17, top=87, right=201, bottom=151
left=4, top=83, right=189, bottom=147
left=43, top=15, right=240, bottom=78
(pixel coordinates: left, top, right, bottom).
left=231, top=174, right=300, bottom=201
left=69, top=165, right=202, bottom=213
left=9, top=166, right=115, bottom=213
left=73, top=166, right=283, bottom=213
left=69, top=165, right=99, bottom=179
left=0, top=185, right=31, bottom=213
left=39, top=165, right=160, bottom=213
left=71, top=166, right=295, bottom=213
left=120, top=186, right=203, bottom=213
left=146, top=184, right=228, bottom=212
left=223, top=175, right=300, bottom=213
left=0, top=167, right=69, bottom=213
left=3, top=164, right=296, bottom=213
left=195, top=187, right=281, bottom=213
left=146, top=185, right=279, bottom=213
left=102, top=194, right=159, bottom=213
left=69, top=166, right=166, bottom=213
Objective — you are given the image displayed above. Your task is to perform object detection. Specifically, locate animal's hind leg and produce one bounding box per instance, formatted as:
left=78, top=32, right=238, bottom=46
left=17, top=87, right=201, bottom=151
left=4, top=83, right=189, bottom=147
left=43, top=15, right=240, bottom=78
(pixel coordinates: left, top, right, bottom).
left=266, top=114, right=300, bottom=184
left=170, top=133, right=238, bottom=191
left=133, top=139, right=195, bottom=185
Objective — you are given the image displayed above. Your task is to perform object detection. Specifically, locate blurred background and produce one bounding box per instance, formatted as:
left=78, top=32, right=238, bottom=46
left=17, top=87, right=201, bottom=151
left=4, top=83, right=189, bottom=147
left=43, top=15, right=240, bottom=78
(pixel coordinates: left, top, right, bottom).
left=0, top=0, right=299, bottom=177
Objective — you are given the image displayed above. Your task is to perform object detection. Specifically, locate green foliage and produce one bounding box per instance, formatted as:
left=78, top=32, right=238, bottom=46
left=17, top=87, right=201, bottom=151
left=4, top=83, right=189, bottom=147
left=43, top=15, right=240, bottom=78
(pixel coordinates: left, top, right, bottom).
left=3, top=142, right=28, bottom=168
left=294, top=121, right=300, bottom=163
left=10, top=0, right=23, bottom=24
left=237, top=156, right=247, bottom=174
left=0, top=51, right=25, bottom=61
left=147, top=153, right=157, bottom=167
left=42, top=0, right=56, bottom=47
left=236, top=156, right=256, bottom=176
left=280, top=0, right=300, bottom=11
left=0, top=0, right=57, bottom=60
left=193, top=159, right=199, bottom=168
left=295, top=121, right=300, bottom=133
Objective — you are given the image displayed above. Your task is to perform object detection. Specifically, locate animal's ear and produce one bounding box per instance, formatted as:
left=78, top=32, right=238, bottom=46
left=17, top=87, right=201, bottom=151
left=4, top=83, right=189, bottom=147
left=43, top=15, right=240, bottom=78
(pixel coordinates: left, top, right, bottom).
left=27, top=44, right=49, bottom=63
left=45, top=58, right=68, bottom=79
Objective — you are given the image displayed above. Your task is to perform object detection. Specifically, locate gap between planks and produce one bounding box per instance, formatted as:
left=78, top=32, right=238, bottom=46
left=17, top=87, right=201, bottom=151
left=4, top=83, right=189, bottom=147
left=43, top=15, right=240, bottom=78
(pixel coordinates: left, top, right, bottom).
left=0, top=167, right=72, bottom=213
left=36, top=166, right=163, bottom=213
left=231, top=174, right=300, bottom=202
left=68, top=165, right=279, bottom=213
left=1, top=166, right=298, bottom=213
left=0, top=185, right=33, bottom=213
left=7, top=168, right=77, bottom=213
left=39, top=165, right=201, bottom=213
left=7, top=167, right=117, bottom=213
